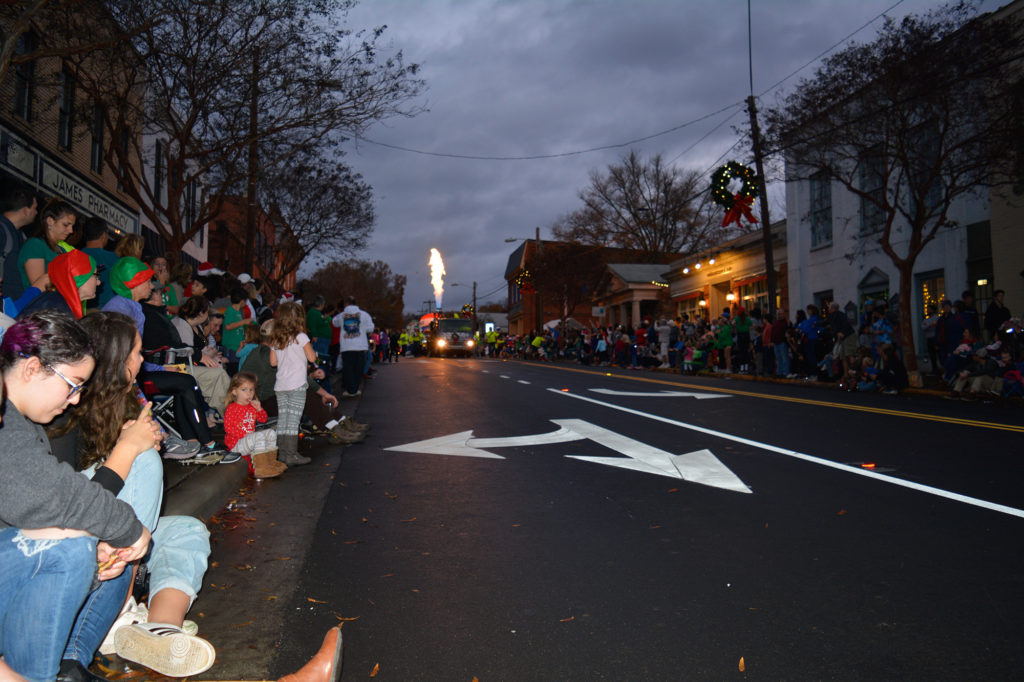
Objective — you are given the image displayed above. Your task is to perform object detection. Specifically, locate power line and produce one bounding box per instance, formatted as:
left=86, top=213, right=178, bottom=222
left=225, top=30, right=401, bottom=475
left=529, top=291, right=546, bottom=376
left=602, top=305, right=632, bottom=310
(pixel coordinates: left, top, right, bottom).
left=354, top=101, right=743, bottom=161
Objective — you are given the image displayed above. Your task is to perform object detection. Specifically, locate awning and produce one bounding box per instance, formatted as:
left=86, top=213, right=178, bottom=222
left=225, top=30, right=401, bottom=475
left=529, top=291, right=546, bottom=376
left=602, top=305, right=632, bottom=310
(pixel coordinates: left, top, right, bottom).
left=672, top=290, right=703, bottom=303
left=733, top=272, right=767, bottom=287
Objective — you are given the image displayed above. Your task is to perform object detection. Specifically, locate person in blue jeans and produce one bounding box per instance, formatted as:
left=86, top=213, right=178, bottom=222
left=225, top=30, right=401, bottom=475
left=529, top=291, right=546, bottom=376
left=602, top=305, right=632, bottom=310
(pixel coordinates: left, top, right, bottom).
left=49, top=311, right=215, bottom=677
left=0, top=310, right=153, bottom=681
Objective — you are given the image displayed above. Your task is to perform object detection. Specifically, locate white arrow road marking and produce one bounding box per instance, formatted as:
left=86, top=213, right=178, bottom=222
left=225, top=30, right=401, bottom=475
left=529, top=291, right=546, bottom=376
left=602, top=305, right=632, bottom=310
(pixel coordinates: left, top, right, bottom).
left=590, top=388, right=730, bottom=399
left=384, top=419, right=750, bottom=493
left=552, top=388, right=1024, bottom=519
left=384, top=431, right=505, bottom=459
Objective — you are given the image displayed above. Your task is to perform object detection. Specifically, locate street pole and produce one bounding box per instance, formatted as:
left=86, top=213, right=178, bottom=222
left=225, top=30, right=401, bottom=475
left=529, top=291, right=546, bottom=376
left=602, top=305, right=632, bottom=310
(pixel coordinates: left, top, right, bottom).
left=534, top=226, right=542, bottom=336
left=747, top=95, right=776, bottom=316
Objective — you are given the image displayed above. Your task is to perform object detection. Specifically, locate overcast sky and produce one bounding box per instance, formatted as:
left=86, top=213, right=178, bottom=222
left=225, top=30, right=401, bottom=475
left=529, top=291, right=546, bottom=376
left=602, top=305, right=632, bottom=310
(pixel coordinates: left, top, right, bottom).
left=331, top=0, right=1000, bottom=315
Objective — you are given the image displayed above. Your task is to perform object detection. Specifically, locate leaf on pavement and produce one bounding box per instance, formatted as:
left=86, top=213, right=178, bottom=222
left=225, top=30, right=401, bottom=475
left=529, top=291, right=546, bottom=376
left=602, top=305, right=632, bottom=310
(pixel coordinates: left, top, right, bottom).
left=274, top=556, right=291, bottom=561
left=331, top=611, right=360, bottom=621
left=560, top=616, right=574, bottom=622
left=344, top=540, right=363, bottom=545
left=381, top=573, right=394, bottom=578
left=400, top=517, right=417, bottom=523
left=837, top=509, right=848, bottom=515
left=233, top=563, right=254, bottom=571
left=649, top=525, right=662, bottom=529
left=210, top=561, right=219, bottom=568
left=232, top=620, right=254, bottom=629
left=307, top=597, right=328, bottom=603
left=739, top=656, right=746, bottom=672
left=265, top=595, right=278, bottom=601
left=667, top=488, right=679, bottom=493
left=370, top=663, right=380, bottom=677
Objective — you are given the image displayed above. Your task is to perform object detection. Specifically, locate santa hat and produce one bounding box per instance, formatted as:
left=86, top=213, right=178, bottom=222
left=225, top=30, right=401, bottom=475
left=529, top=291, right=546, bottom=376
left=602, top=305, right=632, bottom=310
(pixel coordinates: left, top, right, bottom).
left=197, top=261, right=224, bottom=276
left=110, top=257, right=154, bottom=299
left=279, top=291, right=295, bottom=304
left=47, top=250, right=96, bottom=319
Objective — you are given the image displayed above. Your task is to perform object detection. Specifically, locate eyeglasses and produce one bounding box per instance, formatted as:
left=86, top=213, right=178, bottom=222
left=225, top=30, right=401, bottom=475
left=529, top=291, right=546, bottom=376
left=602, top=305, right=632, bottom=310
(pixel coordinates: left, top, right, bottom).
left=47, top=364, right=85, bottom=399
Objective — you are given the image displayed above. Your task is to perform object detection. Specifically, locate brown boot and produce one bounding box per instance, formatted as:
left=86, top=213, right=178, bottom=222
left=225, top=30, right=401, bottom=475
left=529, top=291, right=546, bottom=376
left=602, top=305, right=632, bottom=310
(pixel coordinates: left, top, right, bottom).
left=253, top=450, right=284, bottom=479
left=278, top=626, right=342, bottom=682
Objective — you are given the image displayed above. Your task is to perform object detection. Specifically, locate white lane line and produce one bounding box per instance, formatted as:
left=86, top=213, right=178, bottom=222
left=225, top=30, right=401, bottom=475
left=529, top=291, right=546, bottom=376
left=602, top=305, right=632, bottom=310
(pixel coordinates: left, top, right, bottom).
left=550, top=388, right=1024, bottom=520
left=518, top=380, right=531, bottom=385
left=500, top=375, right=510, bottom=379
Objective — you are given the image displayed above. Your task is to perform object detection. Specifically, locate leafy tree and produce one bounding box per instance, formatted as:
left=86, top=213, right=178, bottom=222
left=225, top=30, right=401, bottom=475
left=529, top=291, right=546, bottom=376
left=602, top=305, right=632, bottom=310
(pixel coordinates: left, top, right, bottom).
left=765, top=1, right=1020, bottom=375
left=72, top=0, right=423, bottom=263
left=299, top=260, right=406, bottom=330
left=553, top=150, right=726, bottom=261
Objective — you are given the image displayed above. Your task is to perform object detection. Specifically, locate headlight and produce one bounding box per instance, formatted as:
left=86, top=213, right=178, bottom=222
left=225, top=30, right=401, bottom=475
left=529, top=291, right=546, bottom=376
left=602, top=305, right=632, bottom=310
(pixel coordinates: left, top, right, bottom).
left=436, top=339, right=447, bottom=348
left=467, top=340, right=475, bottom=347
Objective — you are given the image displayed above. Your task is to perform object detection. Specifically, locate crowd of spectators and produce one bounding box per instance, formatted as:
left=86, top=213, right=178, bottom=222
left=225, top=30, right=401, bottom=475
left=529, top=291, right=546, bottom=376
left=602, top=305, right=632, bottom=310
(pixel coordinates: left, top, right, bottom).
left=489, top=293, right=1022, bottom=402
left=0, top=189, right=358, bottom=679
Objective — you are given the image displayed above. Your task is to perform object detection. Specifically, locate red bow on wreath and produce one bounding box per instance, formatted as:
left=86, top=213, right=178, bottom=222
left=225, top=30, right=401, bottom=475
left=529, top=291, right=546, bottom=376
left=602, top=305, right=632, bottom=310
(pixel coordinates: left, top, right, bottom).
left=721, top=193, right=758, bottom=228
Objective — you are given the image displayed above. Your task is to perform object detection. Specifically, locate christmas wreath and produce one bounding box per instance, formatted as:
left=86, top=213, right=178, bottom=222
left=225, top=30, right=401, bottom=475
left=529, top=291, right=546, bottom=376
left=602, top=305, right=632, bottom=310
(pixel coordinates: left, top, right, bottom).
left=711, top=161, right=759, bottom=228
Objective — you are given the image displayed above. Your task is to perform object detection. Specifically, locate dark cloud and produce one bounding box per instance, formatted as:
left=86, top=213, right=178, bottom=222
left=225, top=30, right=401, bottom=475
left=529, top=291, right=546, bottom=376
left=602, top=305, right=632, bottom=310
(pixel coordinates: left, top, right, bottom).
left=324, top=0, right=997, bottom=314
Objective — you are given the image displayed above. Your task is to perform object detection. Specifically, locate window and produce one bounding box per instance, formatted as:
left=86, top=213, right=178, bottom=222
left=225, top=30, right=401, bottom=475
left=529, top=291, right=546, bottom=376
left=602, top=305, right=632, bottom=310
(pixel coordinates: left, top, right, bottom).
left=859, top=151, right=886, bottom=234
left=58, top=66, right=75, bottom=150
left=116, top=126, right=130, bottom=191
left=813, top=290, right=833, bottom=312
left=809, top=171, right=832, bottom=247
left=153, top=139, right=164, bottom=206
left=738, top=279, right=768, bottom=313
left=12, top=32, right=37, bottom=120
left=908, top=122, right=942, bottom=215
left=90, top=105, right=104, bottom=173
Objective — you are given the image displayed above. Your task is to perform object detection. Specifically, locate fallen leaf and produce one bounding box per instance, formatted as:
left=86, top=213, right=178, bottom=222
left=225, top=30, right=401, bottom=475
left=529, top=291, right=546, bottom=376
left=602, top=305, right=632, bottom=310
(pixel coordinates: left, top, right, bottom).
left=667, top=488, right=679, bottom=493
left=370, top=663, right=380, bottom=677
left=381, top=573, right=394, bottom=578
left=560, top=616, right=575, bottom=622
left=265, top=595, right=278, bottom=601
left=649, top=525, right=662, bottom=529
left=274, top=556, right=291, bottom=561
left=244, top=517, right=257, bottom=522
left=210, top=561, right=219, bottom=568
left=739, top=657, right=746, bottom=672
left=838, top=509, right=848, bottom=515
left=246, top=539, right=256, bottom=545
left=331, top=612, right=360, bottom=622
left=512, top=524, right=521, bottom=527
left=400, top=517, right=417, bottom=523
left=344, top=540, right=363, bottom=545
left=323, top=462, right=331, bottom=466
left=233, top=563, right=254, bottom=571
left=412, top=589, right=419, bottom=592
left=307, top=597, right=328, bottom=604
left=331, top=530, right=338, bottom=535
left=362, top=517, right=369, bottom=523
left=232, top=620, right=254, bottom=629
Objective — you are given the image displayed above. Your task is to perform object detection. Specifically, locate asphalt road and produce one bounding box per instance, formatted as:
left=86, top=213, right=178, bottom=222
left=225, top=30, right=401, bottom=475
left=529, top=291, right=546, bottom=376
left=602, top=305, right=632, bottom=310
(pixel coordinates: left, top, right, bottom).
left=196, top=358, right=1024, bottom=681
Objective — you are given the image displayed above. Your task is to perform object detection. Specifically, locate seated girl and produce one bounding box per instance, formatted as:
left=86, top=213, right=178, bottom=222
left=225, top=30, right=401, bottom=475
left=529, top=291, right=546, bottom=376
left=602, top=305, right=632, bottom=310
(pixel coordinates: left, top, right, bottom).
left=0, top=310, right=151, bottom=681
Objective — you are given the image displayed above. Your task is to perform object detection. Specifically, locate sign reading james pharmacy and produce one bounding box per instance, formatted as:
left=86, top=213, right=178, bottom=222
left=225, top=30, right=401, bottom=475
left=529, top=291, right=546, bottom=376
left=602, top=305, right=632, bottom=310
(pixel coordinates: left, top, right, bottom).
left=0, top=124, right=140, bottom=234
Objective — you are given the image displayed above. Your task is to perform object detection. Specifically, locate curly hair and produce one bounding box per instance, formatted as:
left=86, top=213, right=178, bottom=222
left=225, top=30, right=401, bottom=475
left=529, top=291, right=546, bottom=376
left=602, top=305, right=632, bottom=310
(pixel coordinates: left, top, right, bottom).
left=49, top=312, right=140, bottom=469
left=268, top=302, right=306, bottom=350
left=0, top=309, right=92, bottom=374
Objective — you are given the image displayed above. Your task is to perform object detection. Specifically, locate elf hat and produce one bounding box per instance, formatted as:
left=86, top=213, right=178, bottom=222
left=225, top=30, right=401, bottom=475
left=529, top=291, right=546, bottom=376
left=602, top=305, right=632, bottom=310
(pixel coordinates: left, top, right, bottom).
left=47, top=250, right=97, bottom=319
left=110, top=257, right=154, bottom=298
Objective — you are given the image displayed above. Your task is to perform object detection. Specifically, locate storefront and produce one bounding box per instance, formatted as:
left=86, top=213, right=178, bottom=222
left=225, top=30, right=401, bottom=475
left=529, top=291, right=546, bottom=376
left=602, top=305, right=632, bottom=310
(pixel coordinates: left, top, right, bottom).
left=1, top=121, right=140, bottom=235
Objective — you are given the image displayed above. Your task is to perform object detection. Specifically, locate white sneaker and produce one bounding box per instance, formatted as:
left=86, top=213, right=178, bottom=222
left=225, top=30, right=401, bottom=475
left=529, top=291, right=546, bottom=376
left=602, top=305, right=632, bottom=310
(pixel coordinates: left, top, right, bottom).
left=99, top=597, right=148, bottom=655
left=114, top=622, right=215, bottom=677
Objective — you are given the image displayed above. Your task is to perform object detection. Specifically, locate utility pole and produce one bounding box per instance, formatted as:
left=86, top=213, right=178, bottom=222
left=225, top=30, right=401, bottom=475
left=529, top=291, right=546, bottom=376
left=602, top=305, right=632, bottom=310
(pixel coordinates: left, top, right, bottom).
left=746, top=0, right=776, bottom=316
left=243, top=49, right=259, bottom=275
left=747, top=95, right=776, bottom=316
left=534, top=226, right=542, bottom=335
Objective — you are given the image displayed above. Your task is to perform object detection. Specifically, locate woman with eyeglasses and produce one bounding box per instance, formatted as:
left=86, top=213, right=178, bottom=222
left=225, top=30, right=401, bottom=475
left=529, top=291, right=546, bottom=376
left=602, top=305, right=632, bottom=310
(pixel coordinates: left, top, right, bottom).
left=0, top=310, right=154, bottom=681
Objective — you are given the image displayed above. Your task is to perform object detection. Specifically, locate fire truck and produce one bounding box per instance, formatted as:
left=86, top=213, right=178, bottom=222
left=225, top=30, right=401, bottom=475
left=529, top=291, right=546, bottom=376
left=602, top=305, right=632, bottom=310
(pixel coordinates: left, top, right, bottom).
left=420, top=312, right=475, bottom=357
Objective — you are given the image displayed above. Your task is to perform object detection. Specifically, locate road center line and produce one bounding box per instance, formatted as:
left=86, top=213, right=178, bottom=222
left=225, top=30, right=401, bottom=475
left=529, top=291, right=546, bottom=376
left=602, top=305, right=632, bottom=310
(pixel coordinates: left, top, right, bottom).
left=550, top=388, right=1024, bottom=520
left=523, top=362, right=1024, bottom=433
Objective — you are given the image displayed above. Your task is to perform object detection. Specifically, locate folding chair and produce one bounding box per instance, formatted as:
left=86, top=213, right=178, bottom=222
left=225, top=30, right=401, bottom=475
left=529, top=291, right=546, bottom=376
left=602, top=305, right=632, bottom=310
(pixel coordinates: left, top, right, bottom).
left=139, top=346, right=197, bottom=439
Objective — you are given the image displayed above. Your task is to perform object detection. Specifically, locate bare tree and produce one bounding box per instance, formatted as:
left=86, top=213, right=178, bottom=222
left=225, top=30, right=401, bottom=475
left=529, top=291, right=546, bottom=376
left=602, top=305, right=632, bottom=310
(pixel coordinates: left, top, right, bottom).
left=71, top=0, right=423, bottom=263
left=300, top=259, right=406, bottom=330
left=530, top=241, right=605, bottom=331
left=765, top=1, right=1020, bottom=375
left=261, top=148, right=374, bottom=284
left=554, top=150, right=726, bottom=261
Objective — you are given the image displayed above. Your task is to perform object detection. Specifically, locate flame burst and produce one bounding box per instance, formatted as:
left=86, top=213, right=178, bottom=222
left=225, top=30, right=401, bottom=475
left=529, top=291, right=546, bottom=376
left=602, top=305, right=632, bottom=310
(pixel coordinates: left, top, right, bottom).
left=428, top=248, right=446, bottom=310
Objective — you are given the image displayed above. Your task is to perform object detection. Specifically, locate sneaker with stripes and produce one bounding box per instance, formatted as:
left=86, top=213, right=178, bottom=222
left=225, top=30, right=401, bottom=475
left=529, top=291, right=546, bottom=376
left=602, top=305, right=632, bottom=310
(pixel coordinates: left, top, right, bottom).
left=113, top=622, right=215, bottom=677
